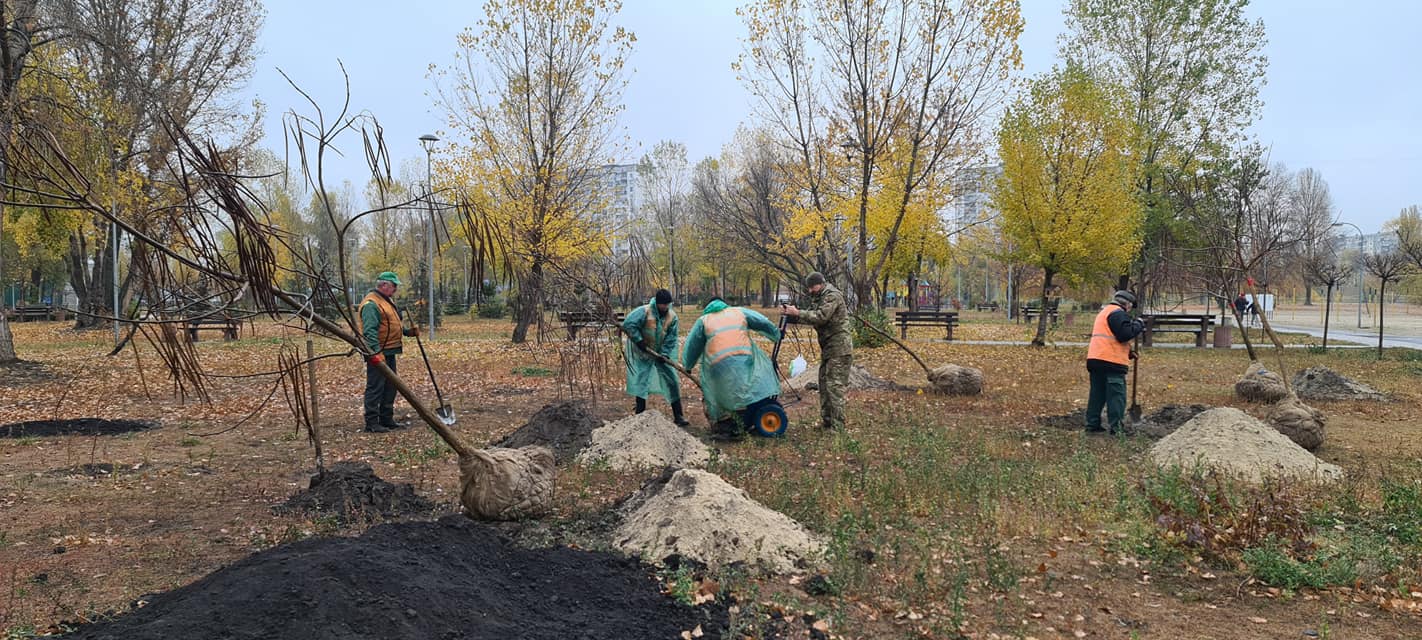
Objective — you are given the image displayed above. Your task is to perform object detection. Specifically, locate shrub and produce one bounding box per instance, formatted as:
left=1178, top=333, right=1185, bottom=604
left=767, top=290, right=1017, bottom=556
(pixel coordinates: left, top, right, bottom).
left=852, top=306, right=891, bottom=348
left=475, top=298, right=506, bottom=319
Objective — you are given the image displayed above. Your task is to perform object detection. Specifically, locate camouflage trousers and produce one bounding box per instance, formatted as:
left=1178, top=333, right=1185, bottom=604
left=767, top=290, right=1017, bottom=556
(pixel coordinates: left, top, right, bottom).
left=818, top=353, right=851, bottom=430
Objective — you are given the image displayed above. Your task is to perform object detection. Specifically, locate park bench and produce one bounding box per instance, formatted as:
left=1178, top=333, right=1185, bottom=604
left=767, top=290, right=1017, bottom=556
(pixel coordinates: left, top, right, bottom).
left=1019, top=302, right=1059, bottom=324
left=974, top=302, right=999, bottom=312
left=893, top=309, right=960, bottom=341
left=1139, top=313, right=1215, bottom=348
left=6, top=305, right=55, bottom=322
left=556, top=310, right=625, bottom=340
left=183, top=316, right=240, bottom=342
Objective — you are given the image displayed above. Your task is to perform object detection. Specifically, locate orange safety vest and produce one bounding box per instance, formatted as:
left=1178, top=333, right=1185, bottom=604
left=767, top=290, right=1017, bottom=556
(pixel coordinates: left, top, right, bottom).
left=360, top=292, right=403, bottom=352
left=1087, top=304, right=1130, bottom=366
left=702, top=308, right=752, bottom=366
left=636, top=303, right=676, bottom=350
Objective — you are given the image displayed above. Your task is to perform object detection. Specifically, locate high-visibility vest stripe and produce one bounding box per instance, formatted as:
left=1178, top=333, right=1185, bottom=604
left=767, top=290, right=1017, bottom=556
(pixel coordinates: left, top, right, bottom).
left=703, top=309, right=751, bottom=366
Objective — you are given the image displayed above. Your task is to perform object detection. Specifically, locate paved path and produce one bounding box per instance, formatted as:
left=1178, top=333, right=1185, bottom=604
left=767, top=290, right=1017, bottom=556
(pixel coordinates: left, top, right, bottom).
left=1266, top=324, right=1422, bottom=351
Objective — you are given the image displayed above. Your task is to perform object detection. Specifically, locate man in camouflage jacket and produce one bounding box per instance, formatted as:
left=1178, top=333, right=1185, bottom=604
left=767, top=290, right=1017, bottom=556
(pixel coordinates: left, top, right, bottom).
left=783, top=272, right=852, bottom=430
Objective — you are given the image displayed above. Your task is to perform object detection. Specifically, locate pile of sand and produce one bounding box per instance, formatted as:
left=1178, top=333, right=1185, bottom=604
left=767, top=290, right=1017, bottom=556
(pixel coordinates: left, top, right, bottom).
left=576, top=410, right=710, bottom=471
left=491, top=401, right=603, bottom=464
left=926, top=364, right=983, bottom=395
left=613, top=469, right=825, bottom=574
left=785, top=363, right=906, bottom=392
left=1292, top=366, right=1386, bottom=402
left=1266, top=394, right=1327, bottom=451
left=1235, top=362, right=1289, bottom=403
left=1148, top=408, right=1342, bottom=483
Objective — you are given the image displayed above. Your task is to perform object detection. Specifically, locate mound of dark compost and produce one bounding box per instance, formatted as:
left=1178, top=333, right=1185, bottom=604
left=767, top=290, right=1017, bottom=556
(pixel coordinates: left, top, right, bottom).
left=273, top=461, right=439, bottom=524
left=59, top=515, right=727, bottom=640
left=491, top=401, right=602, bottom=464
left=1, top=418, right=156, bottom=439
left=1132, top=404, right=1211, bottom=438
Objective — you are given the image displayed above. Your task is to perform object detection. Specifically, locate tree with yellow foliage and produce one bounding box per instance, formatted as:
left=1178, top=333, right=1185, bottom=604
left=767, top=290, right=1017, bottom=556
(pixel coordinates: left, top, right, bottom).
left=994, top=67, right=1142, bottom=346
left=738, top=0, right=1021, bottom=306
left=434, top=0, right=633, bottom=343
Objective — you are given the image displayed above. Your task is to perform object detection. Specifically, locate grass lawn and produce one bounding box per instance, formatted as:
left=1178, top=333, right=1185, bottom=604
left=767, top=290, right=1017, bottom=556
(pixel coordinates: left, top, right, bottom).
left=2, top=315, right=1419, bottom=638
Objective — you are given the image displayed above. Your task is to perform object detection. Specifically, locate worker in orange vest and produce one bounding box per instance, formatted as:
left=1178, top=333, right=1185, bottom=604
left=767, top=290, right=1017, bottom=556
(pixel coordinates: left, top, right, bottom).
left=360, top=272, right=419, bottom=433
left=1085, top=290, right=1144, bottom=434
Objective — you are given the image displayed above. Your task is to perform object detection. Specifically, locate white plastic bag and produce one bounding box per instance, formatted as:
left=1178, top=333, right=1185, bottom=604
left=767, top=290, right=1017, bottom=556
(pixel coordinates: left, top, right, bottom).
left=789, top=355, right=808, bottom=377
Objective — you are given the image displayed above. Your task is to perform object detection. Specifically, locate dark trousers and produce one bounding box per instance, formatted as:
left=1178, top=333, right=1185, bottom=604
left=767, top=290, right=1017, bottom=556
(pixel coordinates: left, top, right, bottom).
left=1085, top=367, right=1126, bottom=432
left=364, top=353, right=397, bottom=427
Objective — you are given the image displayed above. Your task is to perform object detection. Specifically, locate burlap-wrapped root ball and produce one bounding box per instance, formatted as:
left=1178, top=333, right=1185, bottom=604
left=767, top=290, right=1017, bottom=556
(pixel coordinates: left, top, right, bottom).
left=459, top=446, right=555, bottom=520
left=1266, top=393, right=1327, bottom=451
left=927, top=364, right=983, bottom=396
left=1235, top=361, right=1288, bottom=403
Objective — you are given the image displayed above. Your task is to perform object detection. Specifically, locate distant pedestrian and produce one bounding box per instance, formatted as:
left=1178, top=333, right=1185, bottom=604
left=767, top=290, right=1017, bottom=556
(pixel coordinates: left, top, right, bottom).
left=1233, top=293, right=1251, bottom=323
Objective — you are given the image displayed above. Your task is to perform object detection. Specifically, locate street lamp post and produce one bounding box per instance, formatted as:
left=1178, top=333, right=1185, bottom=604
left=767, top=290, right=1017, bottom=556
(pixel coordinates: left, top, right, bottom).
left=1332, top=222, right=1365, bottom=329
left=419, top=134, right=439, bottom=340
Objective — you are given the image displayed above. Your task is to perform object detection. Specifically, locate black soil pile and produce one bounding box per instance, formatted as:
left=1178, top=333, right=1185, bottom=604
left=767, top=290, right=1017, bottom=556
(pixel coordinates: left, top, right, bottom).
left=1132, top=404, right=1211, bottom=438
left=59, top=515, right=727, bottom=640
left=1, top=418, right=157, bottom=439
left=1036, top=404, right=1211, bottom=438
left=491, top=401, right=602, bottom=464
left=273, top=461, right=440, bottom=524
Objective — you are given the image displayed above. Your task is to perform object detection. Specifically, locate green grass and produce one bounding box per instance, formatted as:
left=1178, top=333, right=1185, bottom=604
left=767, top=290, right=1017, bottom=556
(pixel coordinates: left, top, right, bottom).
left=512, top=365, right=555, bottom=377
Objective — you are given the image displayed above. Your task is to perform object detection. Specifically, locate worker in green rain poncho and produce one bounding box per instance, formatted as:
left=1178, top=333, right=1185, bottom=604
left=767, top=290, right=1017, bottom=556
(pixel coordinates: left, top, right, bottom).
left=681, top=297, right=781, bottom=430
left=622, top=289, right=690, bottom=426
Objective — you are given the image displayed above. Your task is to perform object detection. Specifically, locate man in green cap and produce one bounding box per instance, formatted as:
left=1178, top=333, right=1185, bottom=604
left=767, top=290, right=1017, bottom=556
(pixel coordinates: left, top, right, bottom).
left=360, top=271, right=418, bottom=433
left=783, top=272, right=852, bottom=430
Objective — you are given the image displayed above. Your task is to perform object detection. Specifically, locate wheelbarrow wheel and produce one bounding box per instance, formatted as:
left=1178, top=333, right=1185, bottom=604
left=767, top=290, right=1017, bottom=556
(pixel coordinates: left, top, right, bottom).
left=748, top=400, right=788, bottom=438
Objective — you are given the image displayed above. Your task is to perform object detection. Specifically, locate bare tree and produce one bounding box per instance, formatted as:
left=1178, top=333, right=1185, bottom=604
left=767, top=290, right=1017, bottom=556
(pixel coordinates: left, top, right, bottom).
left=1361, top=249, right=1413, bottom=358
left=637, top=140, right=690, bottom=299
left=1290, top=168, right=1336, bottom=305
left=1302, top=251, right=1352, bottom=349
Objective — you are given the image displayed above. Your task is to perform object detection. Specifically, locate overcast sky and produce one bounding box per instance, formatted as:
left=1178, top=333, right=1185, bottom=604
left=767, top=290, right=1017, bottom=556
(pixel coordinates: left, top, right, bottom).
left=240, top=0, right=1421, bottom=234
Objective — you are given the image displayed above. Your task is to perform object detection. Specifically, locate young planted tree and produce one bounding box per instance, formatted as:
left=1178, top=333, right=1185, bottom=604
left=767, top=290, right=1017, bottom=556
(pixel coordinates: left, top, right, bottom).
left=1360, top=249, right=1412, bottom=358
left=1062, top=0, right=1268, bottom=293
left=434, top=0, right=632, bottom=343
left=1303, top=251, right=1352, bottom=350
left=993, top=67, right=1142, bottom=346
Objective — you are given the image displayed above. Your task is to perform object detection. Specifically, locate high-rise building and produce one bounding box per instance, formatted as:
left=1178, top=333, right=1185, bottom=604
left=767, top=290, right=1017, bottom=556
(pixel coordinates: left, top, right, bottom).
left=948, top=164, right=1002, bottom=238
left=593, top=163, right=641, bottom=256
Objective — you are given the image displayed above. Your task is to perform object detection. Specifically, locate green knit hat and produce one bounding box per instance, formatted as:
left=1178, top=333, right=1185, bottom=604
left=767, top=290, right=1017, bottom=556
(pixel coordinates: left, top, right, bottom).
left=376, top=271, right=402, bottom=286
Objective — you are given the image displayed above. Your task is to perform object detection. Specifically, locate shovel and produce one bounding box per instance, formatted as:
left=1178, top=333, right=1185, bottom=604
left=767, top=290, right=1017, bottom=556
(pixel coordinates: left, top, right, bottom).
left=640, top=346, right=701, bottom=387
left=400, top=308, right=456, bottom=425
left=1128, top=341, right=1142, bottom=422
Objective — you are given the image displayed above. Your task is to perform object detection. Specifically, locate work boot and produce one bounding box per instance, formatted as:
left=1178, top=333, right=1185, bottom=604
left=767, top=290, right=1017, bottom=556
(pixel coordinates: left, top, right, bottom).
left=671, top=402, right=690, bottom=427
left=634, top=397, right=647, bottom=414
left=381, top=419, right=411, bottom=431
left=363, top=422, right=391, bottom=433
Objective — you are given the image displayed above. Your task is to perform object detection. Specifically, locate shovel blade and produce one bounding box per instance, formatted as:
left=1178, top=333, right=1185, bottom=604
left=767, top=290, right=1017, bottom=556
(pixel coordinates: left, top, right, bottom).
left=437, top=405, right=457, bottom=425
left=1128, top=405, right=1142, bottom=422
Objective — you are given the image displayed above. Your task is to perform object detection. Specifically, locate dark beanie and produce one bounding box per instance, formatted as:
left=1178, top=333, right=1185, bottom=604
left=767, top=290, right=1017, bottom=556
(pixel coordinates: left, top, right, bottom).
left=805, top=272, right=826, bottom=288
left=654, top=289, right=672, bottom=304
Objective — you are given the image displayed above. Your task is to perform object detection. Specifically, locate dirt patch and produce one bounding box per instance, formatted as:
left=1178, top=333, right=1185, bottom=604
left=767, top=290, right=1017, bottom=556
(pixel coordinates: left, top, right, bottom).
left=576, top=410, right=710, bottom=471
left=1148, top=407, right=1342, bottom=483
left=785, top=363, right=907, bottom=391
left=490, top=401, right=602, bottom=464
left=1, top=418, right=157, bottom=439
left=1292, top=366, right=1387, bottom=402
left=272, top=461, right=441, bottom=524
left=1132, top=404, right=1212, bottom=438
left=57, top=515, right=727, bottom=640
left=44, top=463, right=124, bottom=478
left=614, top=468, right=825, bottom=574
left=1037, top=408, right=1091, bottom=431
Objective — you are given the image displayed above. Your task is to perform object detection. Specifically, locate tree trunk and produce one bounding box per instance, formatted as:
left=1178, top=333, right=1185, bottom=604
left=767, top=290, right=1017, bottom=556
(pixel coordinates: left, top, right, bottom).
left=760, top=272, right=771, bottom=307
left=1322, top=284, right=1332, bottom=349
left=1377, top=280, right=1386, bottom=358
left=511, top=260, right=542, bottom=344
left=1229, top=299, right=1257, bottom=361
left=1031, top=270, right=1054, bottom=347
left=1303, top=284, right=1313, bottom=306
